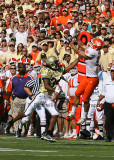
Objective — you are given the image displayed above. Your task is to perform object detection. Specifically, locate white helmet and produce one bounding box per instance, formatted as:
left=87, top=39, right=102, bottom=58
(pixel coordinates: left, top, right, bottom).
left=22, top=58, right=31, bottom=71
left=33, top=61, right=41, bottom=73
left=69, top=66, right=78, bottom=75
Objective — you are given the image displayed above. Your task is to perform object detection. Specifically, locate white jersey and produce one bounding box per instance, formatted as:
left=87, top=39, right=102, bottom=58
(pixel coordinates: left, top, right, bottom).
left=5, top=70, right=12, bottom=79
left=5, top=70, right=18, bottom=79
left=85, top=47, right=100, bottom=77
left=0, top=72, right=6, bottom=80
left=55, top=78, right=69, bottom=98
left=28, top=70, right=37, bottom=78
left=90, top=71, right=108, bottom=102
left=65, top=73, right=78, bottom=97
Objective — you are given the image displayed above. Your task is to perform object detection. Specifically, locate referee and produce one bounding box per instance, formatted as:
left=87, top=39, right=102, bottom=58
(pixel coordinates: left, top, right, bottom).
left=98, top=66, right=114, bottom=142
left=17, top=75, right=47, bottom=137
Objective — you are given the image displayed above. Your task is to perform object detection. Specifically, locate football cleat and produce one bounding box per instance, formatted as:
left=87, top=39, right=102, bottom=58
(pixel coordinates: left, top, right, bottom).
left=63, top=133, right=69, bottom=138
left=80, top=129, right=91, bottom=139
left=77, top=118, right=86, bottom=125
left=41, top=132, right=55, bottom=142
left=5, top=120, right=14, bottom=134
left=69, top=132, right=77, bottom=139
left=43, top=134, right=55, bottom=142
left=93, top=135, right=104, bottom=140
left=16, top=126, right=22, bottom=137
left=105, top=138, right=112, bottom=142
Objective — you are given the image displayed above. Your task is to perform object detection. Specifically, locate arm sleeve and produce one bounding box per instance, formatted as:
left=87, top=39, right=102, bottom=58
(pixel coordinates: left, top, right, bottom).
left=85, top=48, right=95, bottom=58
left=24, top=79, right=35, bottom=89
left=55, top=84, right=61, bottom=93
left=41, top=68, right=52, bottom=79
left=6, top=79, right=12, bottom=92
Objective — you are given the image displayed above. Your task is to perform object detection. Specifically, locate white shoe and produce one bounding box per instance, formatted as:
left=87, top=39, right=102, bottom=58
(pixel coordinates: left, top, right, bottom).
left=77, top=118, right=86, bottom=125
left=93, top=132, right=99, bottom=140
left=63, top=133, right=69, bottom=138
left=69, top=132, right=77, bottom=139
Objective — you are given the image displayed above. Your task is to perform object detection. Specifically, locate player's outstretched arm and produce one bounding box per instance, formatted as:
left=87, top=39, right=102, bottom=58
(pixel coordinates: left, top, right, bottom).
left=70, top=42, right=88, bottom=59
left=65, top=57, right=79, bottom=73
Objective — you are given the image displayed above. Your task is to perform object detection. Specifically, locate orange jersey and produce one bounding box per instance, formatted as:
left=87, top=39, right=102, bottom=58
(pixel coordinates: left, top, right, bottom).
left=30, top=51, right=40, bottom=61
left=58, top=15, right=72, bottom=25
left=50, top=17, right=59, bottom=28
left=101, top=9, right=114, bottom=18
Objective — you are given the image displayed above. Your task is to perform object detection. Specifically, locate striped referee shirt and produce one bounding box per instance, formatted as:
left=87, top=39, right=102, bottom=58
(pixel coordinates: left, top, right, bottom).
left=24, top=78, right=41, bottom=95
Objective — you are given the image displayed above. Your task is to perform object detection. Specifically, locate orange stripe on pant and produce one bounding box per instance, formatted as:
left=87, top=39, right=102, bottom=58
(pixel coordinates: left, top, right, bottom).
left=75, top=76, right=99, bottom=103
left=67, top=97, right=81, bottom=134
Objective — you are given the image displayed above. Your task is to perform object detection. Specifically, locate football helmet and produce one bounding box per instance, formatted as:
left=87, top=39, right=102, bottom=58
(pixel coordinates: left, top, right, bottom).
left=88, top=38, right=103, bottom=50
left=9, top=58, right=16, bottom=66
left=22, top=58, right=31, bottom=71
left=16, top=58, right=23, bottom=71
left=33, top=61, right=41, bottom=73
left=69, top=66, right=78, bottom=75
left=17, top=58, right=22, bottom=64
left=46, top=56, right=59, bottom=70
left=0, top=64, right=3, bottom=73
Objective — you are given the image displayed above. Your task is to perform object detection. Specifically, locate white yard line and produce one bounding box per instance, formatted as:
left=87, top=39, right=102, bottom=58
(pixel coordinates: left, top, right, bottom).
left=0, top=148, right=58, bottom=152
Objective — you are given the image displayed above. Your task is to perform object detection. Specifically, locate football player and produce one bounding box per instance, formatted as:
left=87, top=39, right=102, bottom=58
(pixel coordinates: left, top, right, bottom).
left=6, top=56, right=79, bottom=141
left=69, top=38, right=103, bottom=125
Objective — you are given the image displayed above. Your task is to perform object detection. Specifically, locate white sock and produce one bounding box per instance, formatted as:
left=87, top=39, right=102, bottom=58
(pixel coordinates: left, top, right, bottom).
left=98, top=124, right=103, bottom=137
left=83, top=111, right=87, bottom=119
left=72, top=106, right=76, bottom=112
left=95, top=128, right=100, bottom=135
left=41, top=126, right=46, bottom=134
left=73, top=129, right=76, bottom=134
left=86, top=118, right=91, bottom=132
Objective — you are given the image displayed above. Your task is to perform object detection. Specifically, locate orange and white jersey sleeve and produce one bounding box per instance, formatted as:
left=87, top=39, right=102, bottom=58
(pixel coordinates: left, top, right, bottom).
left=6, top=78, right=12, bottom=92
left=85, top=47, right=99, bottom=77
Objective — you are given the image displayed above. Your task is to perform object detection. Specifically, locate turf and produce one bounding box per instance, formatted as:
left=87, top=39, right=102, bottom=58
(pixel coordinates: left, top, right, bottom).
left=0, top=135, right=114, bottom=160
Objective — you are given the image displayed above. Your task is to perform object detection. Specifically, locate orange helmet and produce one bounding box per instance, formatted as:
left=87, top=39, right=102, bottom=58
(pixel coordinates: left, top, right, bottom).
left=89, top=38, right=103, bottom=50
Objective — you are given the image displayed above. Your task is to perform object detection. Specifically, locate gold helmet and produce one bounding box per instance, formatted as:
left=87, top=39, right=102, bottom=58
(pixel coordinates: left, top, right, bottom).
left=46, top=56, right=59, bottom=70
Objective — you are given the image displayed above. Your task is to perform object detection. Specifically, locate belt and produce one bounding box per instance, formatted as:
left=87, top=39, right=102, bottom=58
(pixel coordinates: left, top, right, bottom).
left=12, top=95, right=27, bottom=100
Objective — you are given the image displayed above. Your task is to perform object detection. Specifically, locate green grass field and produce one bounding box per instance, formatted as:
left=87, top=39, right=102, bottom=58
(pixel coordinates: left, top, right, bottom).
left=0, top=135, right=114, bottom=160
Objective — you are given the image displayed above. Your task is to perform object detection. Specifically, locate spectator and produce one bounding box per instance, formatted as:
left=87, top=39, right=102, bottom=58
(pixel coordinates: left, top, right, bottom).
left=6, top=63, right=33, bottom=134
left=2, top=42, right=17, bottom=65
left=98, top=26, right=109, bottom=41
left=99, top=45, right=113, bottom=71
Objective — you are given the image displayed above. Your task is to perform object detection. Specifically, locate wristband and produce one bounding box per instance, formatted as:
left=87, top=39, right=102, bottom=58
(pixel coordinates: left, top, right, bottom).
left=29, top=94, right=33, bottom=100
